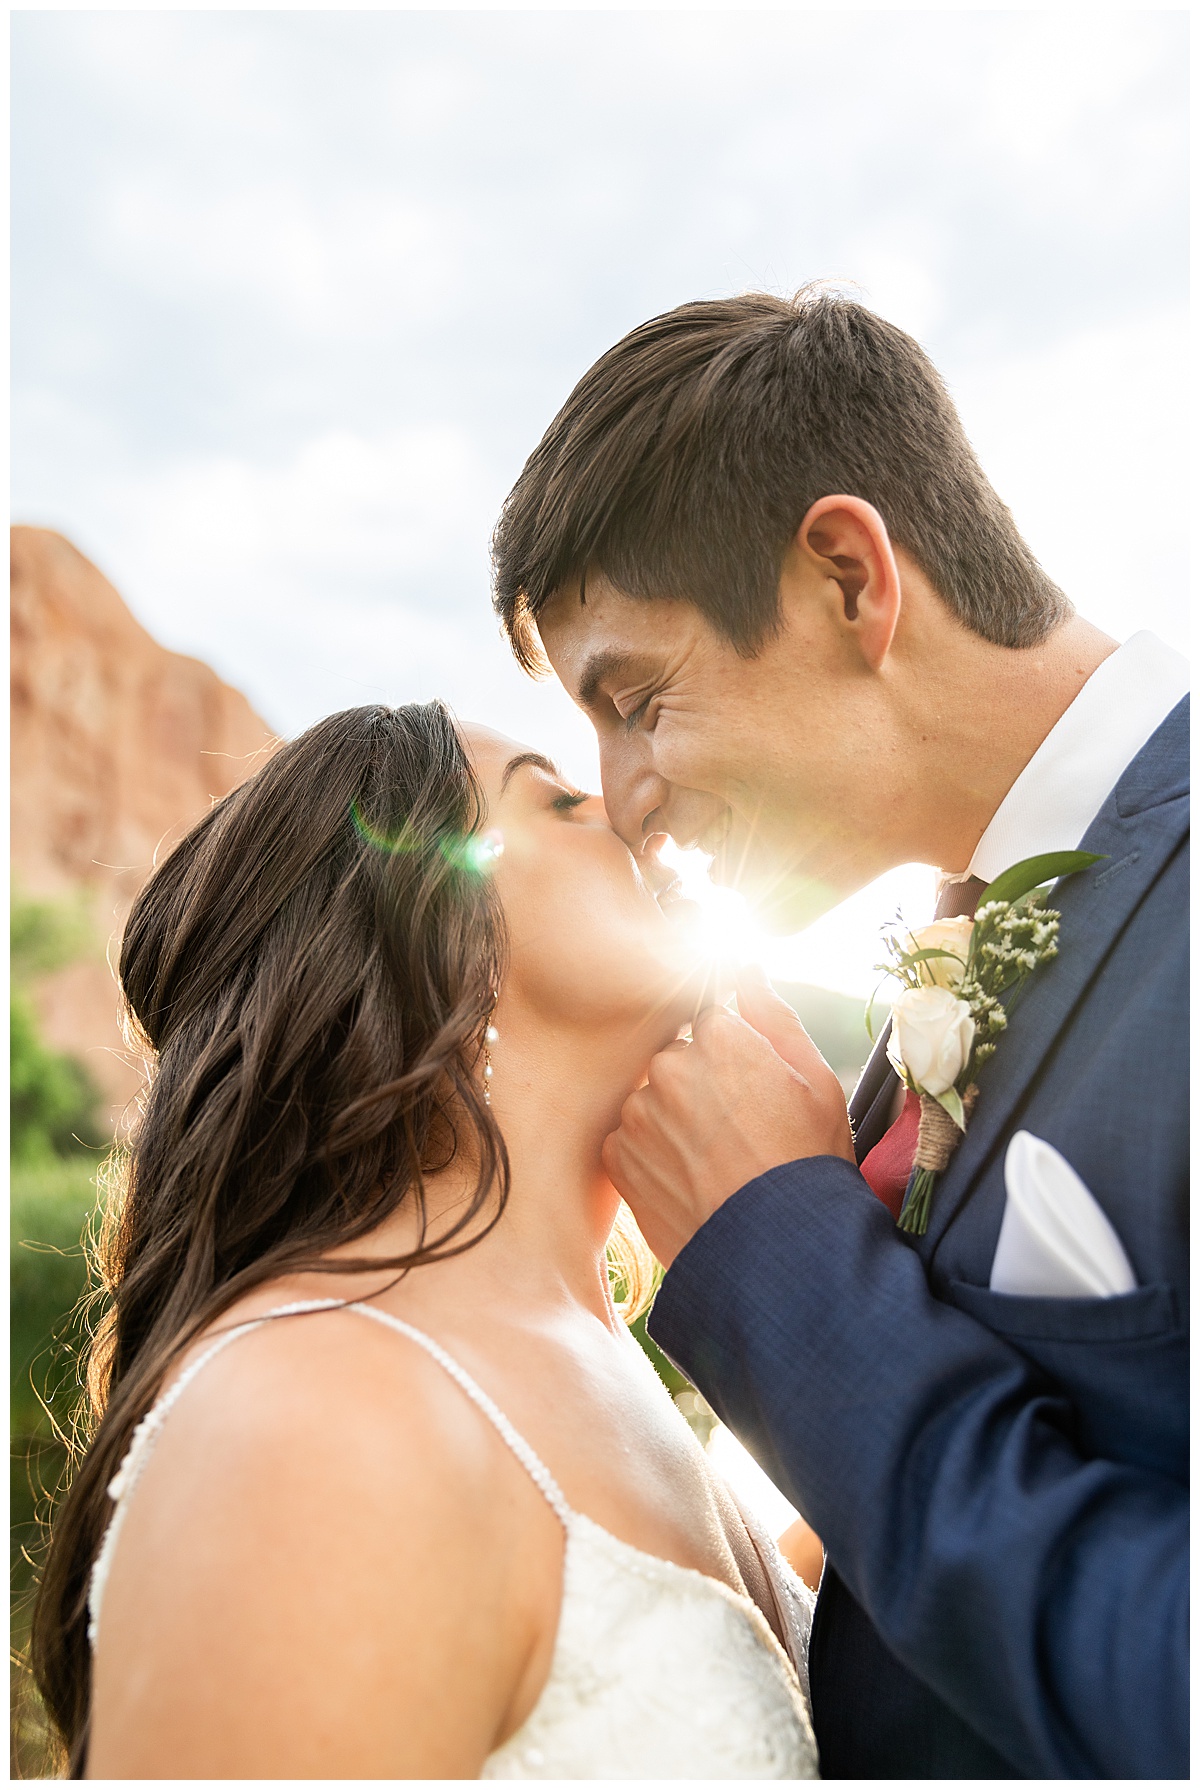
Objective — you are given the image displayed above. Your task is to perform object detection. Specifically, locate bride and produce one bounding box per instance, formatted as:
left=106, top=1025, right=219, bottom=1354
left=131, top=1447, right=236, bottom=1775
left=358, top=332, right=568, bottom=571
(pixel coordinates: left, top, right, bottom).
left=33, top=701, right=823, bottom=1779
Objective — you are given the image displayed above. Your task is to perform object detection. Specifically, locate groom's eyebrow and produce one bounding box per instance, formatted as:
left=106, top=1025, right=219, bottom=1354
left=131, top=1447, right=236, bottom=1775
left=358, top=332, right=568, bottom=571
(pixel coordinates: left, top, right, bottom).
left=500, top=750, right=563, bottom=793
left=576, top=649, right=655, bottom=710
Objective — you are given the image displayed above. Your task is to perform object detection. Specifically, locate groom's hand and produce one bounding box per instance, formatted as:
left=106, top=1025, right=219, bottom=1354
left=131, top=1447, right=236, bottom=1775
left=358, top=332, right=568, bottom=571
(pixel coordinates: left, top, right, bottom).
left=603, top=965, right=855, bottom=1267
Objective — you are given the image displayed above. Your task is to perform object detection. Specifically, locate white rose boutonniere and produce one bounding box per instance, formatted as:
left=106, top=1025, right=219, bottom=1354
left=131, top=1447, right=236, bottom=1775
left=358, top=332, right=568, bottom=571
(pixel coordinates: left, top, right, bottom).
left=887, top=987, right=975, bottom=1095
left=871, top=850, right=1104, bottom=1235
left=903, top=915, right=975, bottom=990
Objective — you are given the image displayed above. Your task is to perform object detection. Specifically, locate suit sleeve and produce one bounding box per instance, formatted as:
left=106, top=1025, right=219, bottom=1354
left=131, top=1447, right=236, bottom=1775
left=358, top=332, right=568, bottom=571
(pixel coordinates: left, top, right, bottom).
left=648, top=1158, right=1188, bottom=1780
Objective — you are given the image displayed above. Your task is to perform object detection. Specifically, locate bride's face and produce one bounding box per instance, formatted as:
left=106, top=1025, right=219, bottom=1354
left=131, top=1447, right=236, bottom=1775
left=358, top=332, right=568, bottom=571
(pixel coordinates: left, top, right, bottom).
left=463, top=723, right=707, bottom=1037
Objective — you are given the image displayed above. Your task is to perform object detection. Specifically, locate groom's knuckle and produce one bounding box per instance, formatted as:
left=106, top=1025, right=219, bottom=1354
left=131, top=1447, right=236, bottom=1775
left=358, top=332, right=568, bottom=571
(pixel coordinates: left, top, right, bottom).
left=711, top=1012, right=753, bottom=1065
left=617, top=1091, right=643, bottom=1132
left=650, top=1047, right=687, bottom=1092
left=628, top=1087, right=659, bottom=1132
left=646, top=1054, right=670, bottom=1092
left=693, top=1007, right=727, bottom=1049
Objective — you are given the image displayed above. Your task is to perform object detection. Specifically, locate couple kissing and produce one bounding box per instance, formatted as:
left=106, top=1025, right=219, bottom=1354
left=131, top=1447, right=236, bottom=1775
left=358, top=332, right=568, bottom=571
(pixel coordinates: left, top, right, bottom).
left=35, top=290, right=1187, bottom=1780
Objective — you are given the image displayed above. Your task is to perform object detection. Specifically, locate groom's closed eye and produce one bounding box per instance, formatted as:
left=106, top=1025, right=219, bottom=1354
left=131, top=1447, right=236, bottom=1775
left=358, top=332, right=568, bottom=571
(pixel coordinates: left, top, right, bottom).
left=576, top=649, right=662, bottom=715
left=620, top=694, right=656, bottom=735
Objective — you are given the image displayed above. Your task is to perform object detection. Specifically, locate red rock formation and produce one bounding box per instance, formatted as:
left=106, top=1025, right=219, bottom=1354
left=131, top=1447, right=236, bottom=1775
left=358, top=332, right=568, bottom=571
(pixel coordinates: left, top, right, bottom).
left=11, top=526, right=278, bottom=1128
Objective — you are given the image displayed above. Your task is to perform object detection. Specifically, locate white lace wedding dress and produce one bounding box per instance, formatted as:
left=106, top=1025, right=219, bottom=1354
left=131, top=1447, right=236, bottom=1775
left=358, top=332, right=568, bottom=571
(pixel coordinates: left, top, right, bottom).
left=89, top=1299, right=820, bottom=1779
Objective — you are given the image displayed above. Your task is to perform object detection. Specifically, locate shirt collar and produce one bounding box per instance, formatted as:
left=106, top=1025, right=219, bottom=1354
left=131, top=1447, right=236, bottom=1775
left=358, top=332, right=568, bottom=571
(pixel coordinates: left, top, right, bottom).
left=963, top=631, right=1190, bottom=884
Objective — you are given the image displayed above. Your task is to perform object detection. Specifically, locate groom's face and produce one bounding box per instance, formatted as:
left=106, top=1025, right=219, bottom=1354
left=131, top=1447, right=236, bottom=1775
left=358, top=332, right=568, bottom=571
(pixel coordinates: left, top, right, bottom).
left=538, top=566, right=881, bottom=932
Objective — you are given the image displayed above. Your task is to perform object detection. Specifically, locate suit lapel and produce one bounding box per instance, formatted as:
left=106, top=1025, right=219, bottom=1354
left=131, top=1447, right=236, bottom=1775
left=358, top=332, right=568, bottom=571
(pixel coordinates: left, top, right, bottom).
left=849, top=1024, right=897, bottom=1163
left=847, top=871, right=991, bottom=1161
left=919, top=699, right=1189, bottom=1259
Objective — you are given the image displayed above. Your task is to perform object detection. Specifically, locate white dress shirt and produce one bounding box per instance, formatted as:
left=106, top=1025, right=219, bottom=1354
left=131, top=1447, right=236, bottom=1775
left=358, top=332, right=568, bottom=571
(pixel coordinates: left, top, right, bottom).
left=944, top=631, right=1187, bottom=1297
left=959, top=631, right=1189, bottom=884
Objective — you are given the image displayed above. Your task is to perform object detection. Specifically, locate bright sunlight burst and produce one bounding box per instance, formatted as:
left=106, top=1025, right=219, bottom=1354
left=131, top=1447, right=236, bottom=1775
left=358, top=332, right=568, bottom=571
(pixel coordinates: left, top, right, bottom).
left=659, top=839, right=939, bottom=1002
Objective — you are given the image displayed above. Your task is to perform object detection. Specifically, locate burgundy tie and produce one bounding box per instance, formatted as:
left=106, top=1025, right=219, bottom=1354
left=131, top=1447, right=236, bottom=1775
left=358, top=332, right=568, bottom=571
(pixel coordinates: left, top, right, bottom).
left=860, top=873, right=987, bottom=1214
left=933, top=874, right=988, bottom=921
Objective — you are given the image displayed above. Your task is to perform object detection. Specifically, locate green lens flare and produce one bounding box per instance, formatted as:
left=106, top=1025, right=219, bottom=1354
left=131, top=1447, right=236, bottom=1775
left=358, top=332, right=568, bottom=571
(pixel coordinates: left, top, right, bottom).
left=350, top=801, right=504, bottom=879
left=349, top=800, right=417, bottom=855
left=438, top=828, right=505, bottom=875
left=470, top=829, right=505, bottom=870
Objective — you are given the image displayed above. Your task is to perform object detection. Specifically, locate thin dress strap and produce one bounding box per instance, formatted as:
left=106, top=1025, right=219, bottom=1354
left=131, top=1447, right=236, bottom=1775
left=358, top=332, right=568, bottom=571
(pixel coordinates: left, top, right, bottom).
left=87, top=1297, right=570, bottom=1649
left=344, top=1302, right=572, bottom=1525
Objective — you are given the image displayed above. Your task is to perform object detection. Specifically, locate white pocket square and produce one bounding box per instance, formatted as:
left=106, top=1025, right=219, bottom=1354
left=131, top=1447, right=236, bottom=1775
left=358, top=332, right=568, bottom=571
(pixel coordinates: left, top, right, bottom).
left=989, top=1131, right=1137, bottom=1299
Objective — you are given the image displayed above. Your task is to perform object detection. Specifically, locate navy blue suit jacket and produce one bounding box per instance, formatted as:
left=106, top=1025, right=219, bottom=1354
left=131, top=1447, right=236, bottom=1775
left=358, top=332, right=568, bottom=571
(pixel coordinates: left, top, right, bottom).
left=649, top=698, right=1189, bottom=1778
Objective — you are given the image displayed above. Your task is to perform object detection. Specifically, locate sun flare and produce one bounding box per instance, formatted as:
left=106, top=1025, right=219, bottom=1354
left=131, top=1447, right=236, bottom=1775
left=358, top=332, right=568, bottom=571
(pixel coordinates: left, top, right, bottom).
left=658, top=839, right=939, bottom=1002
left=658, top=838, right=768, bottom=968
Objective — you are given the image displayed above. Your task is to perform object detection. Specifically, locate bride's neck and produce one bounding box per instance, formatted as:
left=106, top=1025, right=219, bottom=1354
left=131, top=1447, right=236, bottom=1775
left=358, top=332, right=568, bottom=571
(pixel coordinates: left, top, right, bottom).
left=415, top=1003, right=669, bottom=1324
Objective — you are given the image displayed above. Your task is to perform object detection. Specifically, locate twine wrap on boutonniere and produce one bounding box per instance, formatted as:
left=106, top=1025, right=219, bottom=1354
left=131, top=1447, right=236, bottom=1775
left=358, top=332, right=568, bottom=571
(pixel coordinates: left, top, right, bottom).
left=869, top=850, right=1104, bottom=1235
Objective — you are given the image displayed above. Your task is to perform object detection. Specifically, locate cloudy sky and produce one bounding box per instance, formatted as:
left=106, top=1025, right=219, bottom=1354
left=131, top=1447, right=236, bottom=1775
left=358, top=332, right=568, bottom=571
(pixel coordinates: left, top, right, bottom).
left=13, top=9, right=1189, bottom=995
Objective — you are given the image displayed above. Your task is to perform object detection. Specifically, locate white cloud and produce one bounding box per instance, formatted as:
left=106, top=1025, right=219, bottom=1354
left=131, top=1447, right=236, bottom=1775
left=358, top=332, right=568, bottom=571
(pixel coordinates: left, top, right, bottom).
left=976, top=14, right=1167, bottom=176
left=131, top=426, right=488, bottom=589
left=63, top=423, right=494, bottom=712
left=840, top=242, right=946, bottom=345
left=950, top=309, right=1189, bottom=653
left=105, top=178, right=461, bottom=336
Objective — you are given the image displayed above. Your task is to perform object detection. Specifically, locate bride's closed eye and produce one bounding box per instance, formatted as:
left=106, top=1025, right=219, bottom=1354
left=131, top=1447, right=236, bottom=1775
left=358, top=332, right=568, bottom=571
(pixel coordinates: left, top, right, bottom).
left=553, top=789, right=590, bottom=814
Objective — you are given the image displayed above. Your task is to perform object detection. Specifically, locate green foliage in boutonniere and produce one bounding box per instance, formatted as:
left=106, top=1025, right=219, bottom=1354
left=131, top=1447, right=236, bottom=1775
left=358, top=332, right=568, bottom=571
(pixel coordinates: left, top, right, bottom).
left=870, top=850, right=1104, bottom=1235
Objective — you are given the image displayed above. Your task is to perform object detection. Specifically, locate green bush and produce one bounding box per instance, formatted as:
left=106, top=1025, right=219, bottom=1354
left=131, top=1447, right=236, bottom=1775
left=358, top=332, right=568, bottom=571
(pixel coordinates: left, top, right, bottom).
left=12, top=1158, right=102, bottom=1592
left=10, top=888, right=105, bottom=1165
left=12, top=1158, right=102, bottom=1441
left=11, top=1157, right=102, bottom=1778
left=10, top=995, right=103, bottom=1166
left=11, top=890, right=95, bottom=983
left=776, top=980, right=883, bottom=1085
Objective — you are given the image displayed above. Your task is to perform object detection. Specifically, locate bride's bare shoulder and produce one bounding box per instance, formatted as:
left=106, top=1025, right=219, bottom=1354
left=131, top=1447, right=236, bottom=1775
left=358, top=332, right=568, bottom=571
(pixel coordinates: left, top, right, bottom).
left=146, top=1288, right=516, bottom=1514
left=87, top=1291, right=556, bottom=1776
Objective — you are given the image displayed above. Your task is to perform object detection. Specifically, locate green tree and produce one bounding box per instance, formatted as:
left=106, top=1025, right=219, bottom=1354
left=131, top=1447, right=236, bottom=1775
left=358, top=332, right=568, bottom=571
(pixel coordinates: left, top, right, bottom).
left=11, top=889, right=95, bottom=981
left=10, top=995, right=101, bottom=1164
left=10, top=888, right=104, bottom=1163
left=10, top=889, right=109, bottom=1773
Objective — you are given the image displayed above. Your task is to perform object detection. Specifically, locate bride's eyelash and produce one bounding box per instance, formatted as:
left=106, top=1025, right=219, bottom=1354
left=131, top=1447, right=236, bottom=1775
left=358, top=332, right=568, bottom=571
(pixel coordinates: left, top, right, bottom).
left=553, top=790, right=589, bottom=813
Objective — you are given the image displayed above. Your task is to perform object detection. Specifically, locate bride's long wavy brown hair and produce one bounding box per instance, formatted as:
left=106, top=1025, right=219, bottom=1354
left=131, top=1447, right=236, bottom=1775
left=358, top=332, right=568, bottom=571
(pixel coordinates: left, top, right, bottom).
left=31, top=700, right=512, bottom=1772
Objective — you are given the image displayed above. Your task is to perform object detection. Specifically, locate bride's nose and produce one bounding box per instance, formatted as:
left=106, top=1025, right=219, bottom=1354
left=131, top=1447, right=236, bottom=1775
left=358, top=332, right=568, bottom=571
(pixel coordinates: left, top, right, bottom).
left=578, top=792, right=612, bottom=824
left=637, top=833, right=677, bottom=898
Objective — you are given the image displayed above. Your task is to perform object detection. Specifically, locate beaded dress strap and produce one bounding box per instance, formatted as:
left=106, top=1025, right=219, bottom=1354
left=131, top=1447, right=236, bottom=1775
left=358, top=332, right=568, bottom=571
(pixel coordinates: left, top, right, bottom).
left=87, top=1296, right=572, bottom=1649
left=345, top=1302, right=572, bottom=1526
left=87, top=1298, right=348, bottom=1646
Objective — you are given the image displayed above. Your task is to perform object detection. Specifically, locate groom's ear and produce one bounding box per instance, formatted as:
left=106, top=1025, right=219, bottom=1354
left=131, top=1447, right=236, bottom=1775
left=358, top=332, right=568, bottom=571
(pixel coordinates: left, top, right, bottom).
left=792, top=495, right=902, bottom=672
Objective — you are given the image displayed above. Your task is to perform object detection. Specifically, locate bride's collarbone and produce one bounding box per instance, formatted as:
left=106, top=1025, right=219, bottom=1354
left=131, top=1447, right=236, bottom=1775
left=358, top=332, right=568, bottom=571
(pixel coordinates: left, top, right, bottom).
left=169, top=1288, right=768, bottom=1638
left=443, top=1318, right=767, bottom=1617
left=300, top=1289, right=752, bottom=1594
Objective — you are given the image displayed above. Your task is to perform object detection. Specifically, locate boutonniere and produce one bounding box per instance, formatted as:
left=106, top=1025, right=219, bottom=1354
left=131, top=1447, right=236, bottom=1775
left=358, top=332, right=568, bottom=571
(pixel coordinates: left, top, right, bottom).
left=871, top=850, right=1103, bottom=1235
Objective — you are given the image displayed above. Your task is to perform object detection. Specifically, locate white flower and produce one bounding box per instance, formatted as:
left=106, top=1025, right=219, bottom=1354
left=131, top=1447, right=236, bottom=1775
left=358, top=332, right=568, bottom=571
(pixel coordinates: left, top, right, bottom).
left=887, top=986, right=976, bottom=1096
left=905, top=916, right=975, bottom=990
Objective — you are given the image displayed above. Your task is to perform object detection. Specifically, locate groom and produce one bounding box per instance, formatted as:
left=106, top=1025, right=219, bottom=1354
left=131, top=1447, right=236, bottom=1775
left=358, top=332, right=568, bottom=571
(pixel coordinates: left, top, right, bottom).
left=491, top=291, right=1188, bottom=1778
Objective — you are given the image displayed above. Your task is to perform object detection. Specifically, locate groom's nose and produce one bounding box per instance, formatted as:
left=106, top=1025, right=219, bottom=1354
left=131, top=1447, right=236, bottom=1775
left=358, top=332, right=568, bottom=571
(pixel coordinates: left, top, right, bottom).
left=599, top=740, right=727, bottom=865
left=597, top=735, right=666, bottom=858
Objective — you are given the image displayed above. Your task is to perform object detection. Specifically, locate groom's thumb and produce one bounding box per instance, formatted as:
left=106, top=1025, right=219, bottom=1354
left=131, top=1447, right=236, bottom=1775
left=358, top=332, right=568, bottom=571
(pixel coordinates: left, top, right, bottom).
left=734, top=963, right=826, bottom=1081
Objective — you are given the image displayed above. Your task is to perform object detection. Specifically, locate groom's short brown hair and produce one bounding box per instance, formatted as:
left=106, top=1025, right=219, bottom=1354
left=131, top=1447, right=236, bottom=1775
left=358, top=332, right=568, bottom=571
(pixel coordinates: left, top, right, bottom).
left=492, top=288, right=1071, bottom=671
